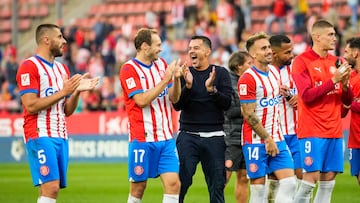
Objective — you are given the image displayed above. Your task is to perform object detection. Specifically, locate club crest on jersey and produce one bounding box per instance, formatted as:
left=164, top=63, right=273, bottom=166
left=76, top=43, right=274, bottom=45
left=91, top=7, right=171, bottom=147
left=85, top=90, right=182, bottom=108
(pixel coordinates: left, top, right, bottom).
left=239, top=84, right=247, bottom=95
left=21, top=73, right=30, bottom=86
left=40, top=165, right=49, bottom=176
left=134, top=165, right=144, bottom=175
left=249, top=163, right=258, bottom=173
left=126, top=77, right=136, bottom=89
left=304, top=156, right=313, bottom=166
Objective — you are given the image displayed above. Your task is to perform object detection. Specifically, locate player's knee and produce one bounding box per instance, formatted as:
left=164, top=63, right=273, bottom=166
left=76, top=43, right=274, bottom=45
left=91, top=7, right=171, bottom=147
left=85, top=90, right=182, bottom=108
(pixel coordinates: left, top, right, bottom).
left=131, top=182, right=147, bottom=197
left=167, top=179, right=181, bottom=193
left=40, top=182, right=60, bottom=198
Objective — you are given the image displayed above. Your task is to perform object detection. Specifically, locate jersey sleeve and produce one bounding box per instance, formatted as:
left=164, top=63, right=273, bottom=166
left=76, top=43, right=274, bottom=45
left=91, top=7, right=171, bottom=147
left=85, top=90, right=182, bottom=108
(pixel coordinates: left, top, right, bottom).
left=238, top=72, right=256, bottom=103
left=16, top=59, right=40, bottom=96
left=120, top=63, right=144, bottom=98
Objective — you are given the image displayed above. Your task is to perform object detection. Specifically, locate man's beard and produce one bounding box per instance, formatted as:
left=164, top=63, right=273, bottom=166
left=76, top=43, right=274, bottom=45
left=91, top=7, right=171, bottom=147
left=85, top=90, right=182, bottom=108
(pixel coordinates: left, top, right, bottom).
left=284, top=60, right=292, bottom=66
left=346, top=57, right=356, bottom=69
left=50, top=44, right=62, bottom=58
left=349, top=61, right=356, bottom=69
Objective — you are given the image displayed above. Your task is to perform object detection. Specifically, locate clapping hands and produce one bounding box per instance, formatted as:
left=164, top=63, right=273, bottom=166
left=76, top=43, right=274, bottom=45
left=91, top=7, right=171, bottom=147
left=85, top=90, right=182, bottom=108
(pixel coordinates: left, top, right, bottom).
left=76, top=73, right=100, bottom=91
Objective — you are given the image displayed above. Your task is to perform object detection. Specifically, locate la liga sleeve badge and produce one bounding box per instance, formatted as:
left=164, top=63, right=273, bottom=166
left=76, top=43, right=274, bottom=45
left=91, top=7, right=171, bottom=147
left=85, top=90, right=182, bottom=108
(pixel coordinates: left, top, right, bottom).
left=126, top=77, right=136, bottom=89
left=239, top=84, right=247, bottom=95
left=21, top=73, right=30, bottom=86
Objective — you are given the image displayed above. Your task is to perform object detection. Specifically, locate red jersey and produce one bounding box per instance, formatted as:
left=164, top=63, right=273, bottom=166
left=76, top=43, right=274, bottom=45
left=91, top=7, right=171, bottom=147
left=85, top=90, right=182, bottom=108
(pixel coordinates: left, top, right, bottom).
left=120, top=58, right=173, bottom=142
left=16, top=56, right=70, bottom=143
left=349, top=70, right=360, bottom=148
left=292, top=49, right=352, bottom=138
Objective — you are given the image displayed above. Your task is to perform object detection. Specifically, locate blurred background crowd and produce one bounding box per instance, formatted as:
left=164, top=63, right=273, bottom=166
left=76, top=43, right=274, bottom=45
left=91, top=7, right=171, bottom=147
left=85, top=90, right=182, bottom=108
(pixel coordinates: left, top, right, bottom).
left=0, top=0, right=359, bottom=114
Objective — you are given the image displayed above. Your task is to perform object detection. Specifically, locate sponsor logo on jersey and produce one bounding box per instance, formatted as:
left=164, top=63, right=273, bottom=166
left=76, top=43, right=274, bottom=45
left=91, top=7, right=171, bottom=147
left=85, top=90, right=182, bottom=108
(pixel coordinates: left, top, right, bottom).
left=21, top=73, right=30, bottom=86
left=45, top=87, right=58, bottom=97
left=304, top=156, right=313, bottom=166
left=239, top=84, right=247, bottom=95
left=40, top=165, right=49, bottom=176
left=314, top=67, right=321, bottom=72
left=249, top=163, right=258, bottom=173
left=259, top=96, right=280, bottom=107
left=126, top=77, right=136, bottom=89
left=134, top=165, right=144, bottom=175
left=158, top=87, right=169, bottom=98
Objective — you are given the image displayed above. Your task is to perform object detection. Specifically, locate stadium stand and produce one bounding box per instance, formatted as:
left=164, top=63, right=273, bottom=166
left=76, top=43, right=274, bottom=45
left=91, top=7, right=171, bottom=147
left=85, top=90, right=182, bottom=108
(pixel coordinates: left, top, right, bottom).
left=0, top=0, right=69, bottom=45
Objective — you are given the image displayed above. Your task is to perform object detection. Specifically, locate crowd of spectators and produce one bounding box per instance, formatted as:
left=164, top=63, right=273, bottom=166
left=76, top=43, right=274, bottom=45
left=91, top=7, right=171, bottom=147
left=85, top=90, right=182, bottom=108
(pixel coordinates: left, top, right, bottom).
left=0, top=0, right=358, bottom=114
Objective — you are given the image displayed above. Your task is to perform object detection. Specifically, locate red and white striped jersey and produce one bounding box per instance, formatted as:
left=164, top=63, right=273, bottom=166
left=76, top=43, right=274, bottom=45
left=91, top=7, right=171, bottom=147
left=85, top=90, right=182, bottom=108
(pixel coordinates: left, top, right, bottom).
left=238, top=65, right=283, bottom=144
left=16, top=56, right=70, bottom=143
left=120, top=58, right=173, bottom=142
left=278, top=65, right=298, bottom=136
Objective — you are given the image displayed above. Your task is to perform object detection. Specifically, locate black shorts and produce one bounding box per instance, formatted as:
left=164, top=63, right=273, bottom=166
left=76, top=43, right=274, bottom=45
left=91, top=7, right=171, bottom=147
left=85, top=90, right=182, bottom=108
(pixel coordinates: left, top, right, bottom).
left=225, top=144, right=246, bottom=171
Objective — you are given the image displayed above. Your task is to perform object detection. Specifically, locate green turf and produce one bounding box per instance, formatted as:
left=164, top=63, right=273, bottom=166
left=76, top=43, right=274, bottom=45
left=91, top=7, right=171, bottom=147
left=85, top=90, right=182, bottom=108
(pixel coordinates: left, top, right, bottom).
left=0, top=162, right=359, bottom=202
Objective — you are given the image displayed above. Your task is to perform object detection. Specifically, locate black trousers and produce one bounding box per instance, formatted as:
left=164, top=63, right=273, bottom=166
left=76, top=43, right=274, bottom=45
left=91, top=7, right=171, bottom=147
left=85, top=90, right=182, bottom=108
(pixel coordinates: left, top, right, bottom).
left=176, top=131, right=226, bottom=203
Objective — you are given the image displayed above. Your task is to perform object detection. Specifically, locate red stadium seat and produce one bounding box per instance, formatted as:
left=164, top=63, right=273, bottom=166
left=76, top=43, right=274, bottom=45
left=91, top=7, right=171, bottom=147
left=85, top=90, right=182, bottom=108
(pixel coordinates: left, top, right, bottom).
left=111, top=16, right=125, bottom=29
left=251, top=0, right=270, bottom=9
left=28, top=4, right=38, bottom=18
left=133, top=15, right=145, bottom=27
left=89, top=4, right=100, bottom=16
left=37, top=4, right=49, bottom=17
left=0, top=31, right=11, bottom=45
left=0, top=5, right=12, bottom=19
left=104, top=4, right=116, bottom=16
left=172, top=39, right=188, bottom=53
left=0, top=20, right=11, bottom=32
left=306, top=0, right=322, bottom=7
left=19, top=18, right=31, bottom=31
left=124, top=2, right=135, bottom=14
left=18, top=4, right=30, bottom=18
left=0, top=0, right=12, bottom=4
left=251, top=23, right=266, bottom=33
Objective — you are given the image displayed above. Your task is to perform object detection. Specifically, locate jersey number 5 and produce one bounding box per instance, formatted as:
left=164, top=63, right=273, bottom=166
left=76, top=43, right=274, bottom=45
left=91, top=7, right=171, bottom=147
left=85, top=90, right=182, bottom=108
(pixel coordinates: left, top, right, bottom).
left=38, top=149, right=46, bottom=164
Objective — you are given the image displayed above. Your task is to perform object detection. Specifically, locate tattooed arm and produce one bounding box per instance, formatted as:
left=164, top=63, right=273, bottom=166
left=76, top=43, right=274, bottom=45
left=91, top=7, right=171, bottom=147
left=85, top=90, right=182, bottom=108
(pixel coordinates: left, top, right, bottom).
left=241, top=102, right=279, bottom=157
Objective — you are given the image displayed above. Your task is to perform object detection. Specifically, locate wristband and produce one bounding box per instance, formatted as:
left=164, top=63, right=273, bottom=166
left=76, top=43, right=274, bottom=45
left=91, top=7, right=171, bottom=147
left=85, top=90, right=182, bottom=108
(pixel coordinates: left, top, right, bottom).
left=343, top=104, right=351, bottom=109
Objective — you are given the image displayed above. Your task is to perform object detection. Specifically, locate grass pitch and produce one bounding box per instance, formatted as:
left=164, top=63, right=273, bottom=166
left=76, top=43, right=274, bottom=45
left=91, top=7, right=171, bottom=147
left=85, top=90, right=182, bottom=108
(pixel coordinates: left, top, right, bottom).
left=0, top=162, right=359, bottom=203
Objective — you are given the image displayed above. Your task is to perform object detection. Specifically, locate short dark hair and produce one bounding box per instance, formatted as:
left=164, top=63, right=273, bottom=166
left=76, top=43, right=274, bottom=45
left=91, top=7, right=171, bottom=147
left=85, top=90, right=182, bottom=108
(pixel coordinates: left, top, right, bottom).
left=245, top=32, right=269, bottom=52
left=228, top=51, right=251, bottom=73
left=312, top=19, right=334, bottom=33
left=134, top=28, right=158, bottom=50
left=35, top=24, right=60, bottom=44
left=269, top=34, right=291, bottom=48
left=346, top=37, right=360, bottom=50
left=191, top=35, right=212, bottom=50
